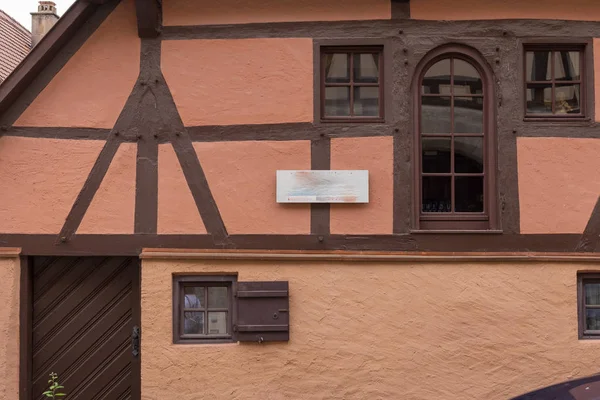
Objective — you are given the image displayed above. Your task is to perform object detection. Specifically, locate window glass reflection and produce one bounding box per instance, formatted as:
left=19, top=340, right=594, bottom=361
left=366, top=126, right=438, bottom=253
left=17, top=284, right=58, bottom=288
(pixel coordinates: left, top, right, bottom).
left=422, top=59, right=451, bottom=94
left=422, top=176, right=451, bottom=213
left=324, top=53, right=349, bottom=83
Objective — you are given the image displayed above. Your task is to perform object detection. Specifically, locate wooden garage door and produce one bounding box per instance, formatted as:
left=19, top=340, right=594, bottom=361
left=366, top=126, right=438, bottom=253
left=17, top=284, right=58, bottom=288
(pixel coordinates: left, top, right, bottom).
left=31, top=257, right=140, bottom=400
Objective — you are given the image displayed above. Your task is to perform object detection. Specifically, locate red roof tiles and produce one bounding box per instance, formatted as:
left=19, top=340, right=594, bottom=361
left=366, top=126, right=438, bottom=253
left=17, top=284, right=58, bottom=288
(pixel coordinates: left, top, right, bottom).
left=0, top=9, right=32, bottom=83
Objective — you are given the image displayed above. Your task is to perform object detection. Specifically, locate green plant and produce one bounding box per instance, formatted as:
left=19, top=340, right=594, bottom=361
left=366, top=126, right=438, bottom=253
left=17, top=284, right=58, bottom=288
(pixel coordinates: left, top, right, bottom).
left=43, top=372, right=66, bottom=399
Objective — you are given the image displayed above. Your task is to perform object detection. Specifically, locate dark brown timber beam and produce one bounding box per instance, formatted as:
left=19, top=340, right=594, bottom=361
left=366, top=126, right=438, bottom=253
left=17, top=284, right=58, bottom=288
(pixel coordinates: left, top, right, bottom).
left=0, top=234, right=585, bottom=256
left=135, top=0, right=162, bottom=38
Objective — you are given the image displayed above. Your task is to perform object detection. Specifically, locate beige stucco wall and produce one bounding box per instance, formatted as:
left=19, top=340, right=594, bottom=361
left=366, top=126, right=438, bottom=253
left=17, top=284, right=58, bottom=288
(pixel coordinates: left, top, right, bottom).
left=0, top=254, right=20, bottom=400
left=163, top=0, right=391, bottom=26
left=142, top=258, right=600, bottom=400
left=517, top=137, right=600, bottom=234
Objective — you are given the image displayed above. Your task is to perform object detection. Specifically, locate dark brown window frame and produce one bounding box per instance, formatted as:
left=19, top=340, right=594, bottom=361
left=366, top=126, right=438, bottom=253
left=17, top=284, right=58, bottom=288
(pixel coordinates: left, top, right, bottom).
left=521, top=39, right=594, bottom=122
left=172, top=274, right=237, bottom=344
left=578, top=273, right=600, bottom=340
left=313, top=39, right=391, bottom=124
left=412, top=44, right=498, bottom=232
left=523, top=43, right=587, bottom=120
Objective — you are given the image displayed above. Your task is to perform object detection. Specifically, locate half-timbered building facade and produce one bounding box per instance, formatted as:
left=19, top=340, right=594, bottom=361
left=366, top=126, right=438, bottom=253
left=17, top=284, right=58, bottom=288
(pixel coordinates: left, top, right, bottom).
left=1, top=0, right=600, bottom=399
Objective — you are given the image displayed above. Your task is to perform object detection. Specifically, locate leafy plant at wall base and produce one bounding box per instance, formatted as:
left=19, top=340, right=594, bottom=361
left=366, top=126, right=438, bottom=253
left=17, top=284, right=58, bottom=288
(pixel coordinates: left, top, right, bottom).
left=43, top=372, right=66, bottom=398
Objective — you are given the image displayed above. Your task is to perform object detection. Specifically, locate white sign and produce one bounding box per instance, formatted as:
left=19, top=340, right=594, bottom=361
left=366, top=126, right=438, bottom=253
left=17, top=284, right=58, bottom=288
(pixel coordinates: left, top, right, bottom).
left=276, top=170, right=369, bottom=203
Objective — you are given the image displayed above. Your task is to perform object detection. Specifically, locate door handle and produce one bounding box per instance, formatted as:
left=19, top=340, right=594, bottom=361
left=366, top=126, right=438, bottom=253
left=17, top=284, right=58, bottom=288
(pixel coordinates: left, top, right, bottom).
left=132, top=326, right=140, bottom=357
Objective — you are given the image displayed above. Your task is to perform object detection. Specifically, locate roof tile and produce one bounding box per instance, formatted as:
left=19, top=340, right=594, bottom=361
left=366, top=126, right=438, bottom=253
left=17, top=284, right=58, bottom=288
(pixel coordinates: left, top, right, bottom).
left=0, top=9, right=32, bottom=83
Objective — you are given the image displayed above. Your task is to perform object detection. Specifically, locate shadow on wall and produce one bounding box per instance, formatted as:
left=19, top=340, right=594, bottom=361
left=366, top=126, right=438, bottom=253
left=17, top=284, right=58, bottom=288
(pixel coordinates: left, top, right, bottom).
left=511, top=374, right=600, bottom=400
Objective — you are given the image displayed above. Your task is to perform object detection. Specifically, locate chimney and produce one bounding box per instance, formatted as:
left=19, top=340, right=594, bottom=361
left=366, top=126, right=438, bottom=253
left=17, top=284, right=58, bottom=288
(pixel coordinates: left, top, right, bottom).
left=31, top=1, right=59, bottom=47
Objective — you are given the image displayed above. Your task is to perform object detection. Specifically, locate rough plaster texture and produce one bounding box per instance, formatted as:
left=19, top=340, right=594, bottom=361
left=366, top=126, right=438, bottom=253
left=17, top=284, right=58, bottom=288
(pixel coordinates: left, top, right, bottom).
left=14, top=0, right=140, bottom=128
left=595, top=39, right=600, bottom=122
left=518, top=137, right=600, bottom=234
left=0, top=137, right=102, bottom=233
left=330, top=137, right=394, bottom=234
left=163, top=0, right=390, bottom=25
left=78, top=143, right=136, bottom=234
left=411, top=0, right=600, bottom=20
left=194, top=141, right=311, bottom=234
left=158, top=144, right=207, bottom=234
left=0, top=256, right=20, bottom=400
left=162, top=39, right=313, bottom=126
left=142, top=259, right=600, bottom=400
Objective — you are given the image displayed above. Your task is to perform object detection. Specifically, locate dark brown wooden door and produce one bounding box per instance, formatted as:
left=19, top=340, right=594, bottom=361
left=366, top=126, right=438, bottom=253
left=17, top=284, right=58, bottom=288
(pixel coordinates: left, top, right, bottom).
left=31, top=257, right=140, bottom=400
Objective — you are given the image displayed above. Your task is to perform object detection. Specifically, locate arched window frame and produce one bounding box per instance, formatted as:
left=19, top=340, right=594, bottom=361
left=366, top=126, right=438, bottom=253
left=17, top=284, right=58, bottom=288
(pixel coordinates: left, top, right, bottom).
left=412, top=44, right=498, bottom=231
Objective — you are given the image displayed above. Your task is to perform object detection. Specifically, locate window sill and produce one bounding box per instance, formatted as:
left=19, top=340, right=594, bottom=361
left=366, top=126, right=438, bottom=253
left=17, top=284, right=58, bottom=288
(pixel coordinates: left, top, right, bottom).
left=523, top=116, right=591, bottom=124
left=319, top=118, right=385, bottom=124
left=410, top=229, right=504, bottom=234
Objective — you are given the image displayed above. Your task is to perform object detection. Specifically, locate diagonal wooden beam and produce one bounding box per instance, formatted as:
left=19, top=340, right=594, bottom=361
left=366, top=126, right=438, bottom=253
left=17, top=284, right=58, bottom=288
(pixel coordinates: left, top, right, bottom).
left=576, top=196, right=600, bottom=252
left=135, top=0, right=162, bottom=38
left=151, top=72, right=228, bottom=241
left=57, top=136, right=121, bottom=242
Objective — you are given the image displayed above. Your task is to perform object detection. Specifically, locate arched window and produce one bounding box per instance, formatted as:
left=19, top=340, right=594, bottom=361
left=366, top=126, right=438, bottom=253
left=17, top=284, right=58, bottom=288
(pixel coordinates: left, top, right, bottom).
left=413, top=45, right=497, bottom=230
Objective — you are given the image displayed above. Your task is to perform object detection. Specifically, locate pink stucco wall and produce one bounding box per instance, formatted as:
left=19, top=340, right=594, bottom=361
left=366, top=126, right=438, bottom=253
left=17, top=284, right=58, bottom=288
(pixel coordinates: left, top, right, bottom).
left=158, top=144, right=207, bottom=234
left=0, top=137, right=102, bottom=233
left=330, top=137, right=394, bottom=234
left=194, top=141, right=311, bottom=234
left=162, top=39, right=313, bottom=126
left=14, top=0, right=140, bottom=128
left=163, top=0, right=391, bottom=25
left=411, top=0, right=600, bottom=20
left=518, top=137, right=600, bottom=234
left=79, top=143, right=137, bottom=234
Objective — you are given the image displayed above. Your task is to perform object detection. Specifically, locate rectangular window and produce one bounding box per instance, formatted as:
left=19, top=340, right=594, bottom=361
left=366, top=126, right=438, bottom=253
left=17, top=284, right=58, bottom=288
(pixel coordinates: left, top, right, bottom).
left=320, top=46, right=384, bottom=122
left=173, top=275, right=236, bottom=344
left=578, top=274, right=600, bottom=339
left=524, top=45, right=585, bottom=118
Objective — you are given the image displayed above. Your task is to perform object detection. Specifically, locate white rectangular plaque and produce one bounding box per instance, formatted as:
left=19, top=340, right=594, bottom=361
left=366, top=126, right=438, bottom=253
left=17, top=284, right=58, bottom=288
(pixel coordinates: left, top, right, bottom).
left=276, top=170, right=369, bottom=203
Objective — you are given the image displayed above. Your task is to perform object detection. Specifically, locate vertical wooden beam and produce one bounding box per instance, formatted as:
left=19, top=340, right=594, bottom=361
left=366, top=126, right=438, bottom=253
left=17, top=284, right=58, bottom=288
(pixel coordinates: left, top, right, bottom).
left=19, top=256, right=32, bottom=400
left=310, top=138, right=331, bottom=235
left=134, top=0, right=162, bottom=38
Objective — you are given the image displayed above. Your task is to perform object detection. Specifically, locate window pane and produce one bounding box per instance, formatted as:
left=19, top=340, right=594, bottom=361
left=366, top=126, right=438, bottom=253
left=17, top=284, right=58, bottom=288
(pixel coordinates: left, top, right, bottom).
left=454, top=96, right=483, bottom=133
left=453, top=59, right=482, bottom=95
left=184, top=287, right=204, bottom=309
left=586, top=309, right=600, bottom=331
left=422, top=137, right=451, bottom=173
left=554, top=51, right=580, bottom=81
left=184, top=312, right=204, bottom=334
left=208, top=287, right=228, bottom=308
left=324, top=87, right=350, bottom=116
left=353, top=87, right=379, bottom=116
left=526, top=84, right=552, bottom=114
left=422, top=59, right=451, bottom=94
left=455, top=137, right=484, bottom=173
left=324, top=53, right=349, bottom=83
left=208, top=312, right=228, bottom=335
left=421, top=96, right=451, bottom=134
left=422, top=176, right=451, bottom=213
left=526, top=51, right=552, bottom=81
left=455, top=176, right=484, bottom=212
left=585, top=283, right=600, bottom=305
left=353, top=53, right=379, bottom=83
left=555, top=84, right=580, bottom=114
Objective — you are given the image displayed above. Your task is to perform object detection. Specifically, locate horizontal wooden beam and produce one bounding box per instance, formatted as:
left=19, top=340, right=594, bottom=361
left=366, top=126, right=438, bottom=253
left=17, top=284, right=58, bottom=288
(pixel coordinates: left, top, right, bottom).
left=0, top=233, right=585, bottom=256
